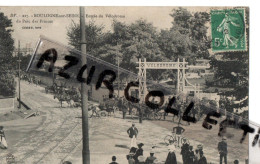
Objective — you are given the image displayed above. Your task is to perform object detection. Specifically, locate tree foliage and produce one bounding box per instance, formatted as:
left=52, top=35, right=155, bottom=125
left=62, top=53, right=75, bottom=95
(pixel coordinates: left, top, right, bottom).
left=207, top=9, right=249, bottom=108
left=67, top=20, right=105, bottom=53
left=0, top=12, right=15, bottom=97
left=160, top=7, right=211, bottom=63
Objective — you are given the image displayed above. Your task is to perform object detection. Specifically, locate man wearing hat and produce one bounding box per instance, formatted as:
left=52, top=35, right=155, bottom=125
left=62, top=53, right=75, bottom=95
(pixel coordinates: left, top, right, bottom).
left=134, top=143, right=144, bottom=162
left=180, top=138, right=189, bottom=164
left=0, top=126, right=7, bottom=149
left=187, top=145, right=195, bottom=164
left=218, top=137, right=228, bottom=164
left=198, top=151, right=207, bottom=164
left=145, top=150, right=157, bottom=164
left=127, top=123, right=138, bottom=148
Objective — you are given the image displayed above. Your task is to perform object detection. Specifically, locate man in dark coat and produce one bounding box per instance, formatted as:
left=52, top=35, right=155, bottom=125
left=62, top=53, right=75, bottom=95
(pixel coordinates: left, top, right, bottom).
left=127, top=123, right=138, bottom=148
left=194, top=149, right=199, bottom=164
left=218, top=137, right=228, bottom=164
left=198, top=151, right=207, bottom=164
left=133, top=143, right=144, bottom=163
left=119, top=98, right=127, bottom=119
left=165, top=145, right=177, bottom=164
left=187, top=146, right=195, bottom=164
left=180, top=138, right=189, bottom=164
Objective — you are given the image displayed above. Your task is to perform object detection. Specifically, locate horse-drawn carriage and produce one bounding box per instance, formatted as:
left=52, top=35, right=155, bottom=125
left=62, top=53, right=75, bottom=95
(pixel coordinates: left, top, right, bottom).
left=98, top=99, right=118, bottom=116
left=129, top=103, right=163, bottom=120
left=45, top=83, right=57, bottom=94
left=52, top=85, right=81, bottom=108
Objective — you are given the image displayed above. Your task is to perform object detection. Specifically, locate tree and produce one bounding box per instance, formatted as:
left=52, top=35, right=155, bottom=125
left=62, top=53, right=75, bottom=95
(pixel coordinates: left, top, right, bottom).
left=157, top=8, right=211, bottom=88
left=0, top=12, right=15, bottom=97
left=158, top=7, right=211, bottom=64
left=15, top=54, right=31, bottom=72
left=67, top=20, right=105, bottom=53
left=66, top=9, right=211, bottom=85
left=94, top=20, right=167, bottom=82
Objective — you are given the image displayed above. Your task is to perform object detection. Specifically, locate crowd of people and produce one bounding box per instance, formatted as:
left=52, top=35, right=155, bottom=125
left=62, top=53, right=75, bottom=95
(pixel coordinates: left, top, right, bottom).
left=107, top=123, right=242, bottom=164
left=109, top=141, right=207, bottom=164
left=60, top=134, right=239, bottom=164
left=5, top=73, right=244, bottom=164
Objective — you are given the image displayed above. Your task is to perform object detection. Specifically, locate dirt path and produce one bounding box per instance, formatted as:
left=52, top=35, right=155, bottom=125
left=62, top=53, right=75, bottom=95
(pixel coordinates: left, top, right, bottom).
left=0, top=80, right=249, bottom=164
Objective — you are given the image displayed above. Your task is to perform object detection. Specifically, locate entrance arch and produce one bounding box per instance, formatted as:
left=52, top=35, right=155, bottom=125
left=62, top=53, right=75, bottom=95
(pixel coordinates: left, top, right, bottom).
left=136, top=58, right=210, bottom=102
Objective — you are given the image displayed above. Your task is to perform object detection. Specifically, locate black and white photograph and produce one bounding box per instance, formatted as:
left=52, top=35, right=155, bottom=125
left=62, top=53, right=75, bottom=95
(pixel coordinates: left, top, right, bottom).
left=0, top=6, right=256, bottom=164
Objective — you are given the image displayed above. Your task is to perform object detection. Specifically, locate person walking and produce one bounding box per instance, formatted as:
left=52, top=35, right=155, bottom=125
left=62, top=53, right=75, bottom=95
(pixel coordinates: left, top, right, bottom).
left=119, top=97, right=127, bottom=119
left=218, top=137, right=228, bottom=164
left=172, top=123, right=185, bottom=147
left=127, top=123, right=138, bottom=148
left=0, top=126, right=7, bottom=149
left=165, top=145, right=177, bottom=164
left=122, top=101, right=128, bottom=119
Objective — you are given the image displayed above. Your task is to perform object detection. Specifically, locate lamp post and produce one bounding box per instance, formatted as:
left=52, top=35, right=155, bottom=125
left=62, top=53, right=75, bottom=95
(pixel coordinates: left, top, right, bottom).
left=17, top=40, right=21, bottom=109
left=117, top=50, right=120, bottom=98
left=80, top=7, right=90, bottom=164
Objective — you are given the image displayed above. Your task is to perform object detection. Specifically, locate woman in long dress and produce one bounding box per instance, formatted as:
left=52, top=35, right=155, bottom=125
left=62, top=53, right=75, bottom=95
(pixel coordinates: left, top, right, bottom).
left=165, top=145, right=177, bottom=164
left=217, top=13, right=240, bottom=48
left=0, top=126, right=8, bottom=149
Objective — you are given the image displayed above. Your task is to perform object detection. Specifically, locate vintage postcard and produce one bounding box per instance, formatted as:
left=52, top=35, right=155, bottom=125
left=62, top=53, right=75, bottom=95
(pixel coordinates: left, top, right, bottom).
left=0, top=6, right=257, bottom=164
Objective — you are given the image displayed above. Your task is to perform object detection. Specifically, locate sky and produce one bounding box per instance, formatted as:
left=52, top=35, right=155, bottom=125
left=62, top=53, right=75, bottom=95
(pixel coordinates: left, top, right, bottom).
left=0, top=6, right=211, bottom=49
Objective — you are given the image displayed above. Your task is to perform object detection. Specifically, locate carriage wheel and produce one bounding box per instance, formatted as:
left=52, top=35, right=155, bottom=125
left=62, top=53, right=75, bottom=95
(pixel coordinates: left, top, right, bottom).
left=164, top=135, right=175, bottom=145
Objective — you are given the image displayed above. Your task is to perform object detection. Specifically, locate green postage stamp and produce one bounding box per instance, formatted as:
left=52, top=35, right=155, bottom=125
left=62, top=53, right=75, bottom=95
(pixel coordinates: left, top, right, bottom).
left=211, top=8, right=246, bottom=52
